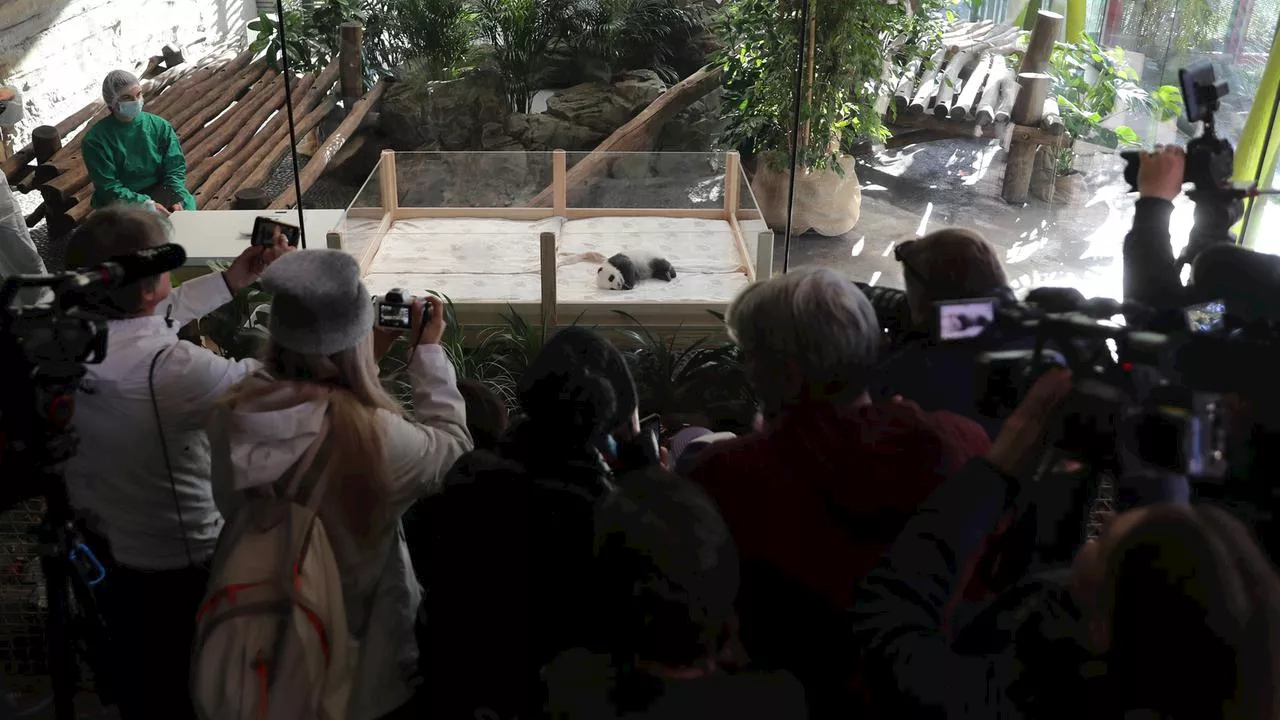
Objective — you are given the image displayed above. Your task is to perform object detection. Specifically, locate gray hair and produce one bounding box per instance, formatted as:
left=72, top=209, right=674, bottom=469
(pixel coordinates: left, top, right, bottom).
left=102, top=70, right=141, bottom=107
left=726, top=267, right=880, bottom=410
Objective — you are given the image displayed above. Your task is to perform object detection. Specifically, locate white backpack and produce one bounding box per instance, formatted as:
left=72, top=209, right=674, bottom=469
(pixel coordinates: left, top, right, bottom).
left=191, top=419, right=356, bottom=720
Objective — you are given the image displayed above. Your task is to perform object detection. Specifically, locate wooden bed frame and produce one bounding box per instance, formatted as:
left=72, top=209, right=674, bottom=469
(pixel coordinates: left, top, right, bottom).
left=330, top=150, right=774, bottom=332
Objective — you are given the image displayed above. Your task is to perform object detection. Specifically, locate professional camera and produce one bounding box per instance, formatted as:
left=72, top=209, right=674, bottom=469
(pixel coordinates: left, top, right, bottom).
left=966, top=293, right=1250, bottom=479
left=376, top=288, right=417, bottom=330
left=1, top=243, right=185, bottom=720
left=1120, top=61, right=1243, bottom=265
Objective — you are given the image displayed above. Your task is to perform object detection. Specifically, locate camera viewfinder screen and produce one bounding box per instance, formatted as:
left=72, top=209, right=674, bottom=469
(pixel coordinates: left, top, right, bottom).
left=937, top=299, right=996, bottom=341
left=252, top=218, right=301, bottom=247
left=1185, top=301, right=1225, bottom=334
left=378, top=303, right=412, bottom=329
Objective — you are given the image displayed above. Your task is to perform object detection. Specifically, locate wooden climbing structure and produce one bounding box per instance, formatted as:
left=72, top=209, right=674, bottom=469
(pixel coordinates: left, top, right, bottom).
left=3, top=24, right=380, bottom=238
left=882, top=12, right=1073, bottom=204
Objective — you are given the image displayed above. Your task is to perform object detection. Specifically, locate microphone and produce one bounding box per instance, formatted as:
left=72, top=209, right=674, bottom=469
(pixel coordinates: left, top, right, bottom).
left=65, top=244, right=187, bottom=292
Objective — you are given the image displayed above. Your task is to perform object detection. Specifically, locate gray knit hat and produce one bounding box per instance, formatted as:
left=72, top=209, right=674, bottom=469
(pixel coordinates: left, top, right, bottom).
left=102, top=70, right=141, bottom=107
left=261, top=249, right=374, bottom=356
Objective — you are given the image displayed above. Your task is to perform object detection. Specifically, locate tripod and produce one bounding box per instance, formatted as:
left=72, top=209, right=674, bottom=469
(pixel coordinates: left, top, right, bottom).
left=4, top=365, right=111, bottom=720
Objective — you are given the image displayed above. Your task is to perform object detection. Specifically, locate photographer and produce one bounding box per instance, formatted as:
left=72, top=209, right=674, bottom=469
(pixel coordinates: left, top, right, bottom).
left=873, top=228, right=1018, bottom=436
left=685, top=267, right=991, bottom=718
left=1123, top=145, right=1189, bottom=312
left=60, top=206, right=290, bottom=719
left=415, top=327, right=644, bottom=720
left=852, top=370, right=1280, bottom=719
left=208, top=250, right=473, bottom=720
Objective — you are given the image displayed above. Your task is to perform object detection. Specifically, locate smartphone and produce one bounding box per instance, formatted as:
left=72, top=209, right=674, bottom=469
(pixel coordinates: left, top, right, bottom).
left=1185, top=300, right=1226, bottom=334
left=614, top=413, right=663, bottom=472
left=251, top=217, right=301, bottom=248
left=935, top=297, right=997, bottom=342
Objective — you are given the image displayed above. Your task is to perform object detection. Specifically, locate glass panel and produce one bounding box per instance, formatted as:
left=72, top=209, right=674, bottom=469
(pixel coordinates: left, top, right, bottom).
left=563, top=152, right=726, bottom=209
left=393, top=151, right=555, bottom=208
left=777, top=0, right=1278, bottom=301
left=339, top=154, right=386, bottom=263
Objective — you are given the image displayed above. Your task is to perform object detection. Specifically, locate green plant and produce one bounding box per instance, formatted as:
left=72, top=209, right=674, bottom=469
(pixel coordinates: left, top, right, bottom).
left=1040, top=37, right=1183, bottom=174
left=249, top=0, right=369, bottom=73
left=472, top=0, right=575, bottom=113
left=200, top=262, right=273, bottom=361
left=568, top=0, right=703, bottom=82
left=364, top=0, right=478, bottom=79
left=717, top=0, right=914, bottom=173
left=1118, top=0, right=1230, bottom=58
left=613, top=310, right=752, bottom=421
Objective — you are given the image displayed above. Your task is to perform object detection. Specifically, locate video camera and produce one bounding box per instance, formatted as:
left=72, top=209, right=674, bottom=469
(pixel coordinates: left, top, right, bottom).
left=0, top=243, right=186, bottom=505
left=962, top=289, right=1280, bottom=479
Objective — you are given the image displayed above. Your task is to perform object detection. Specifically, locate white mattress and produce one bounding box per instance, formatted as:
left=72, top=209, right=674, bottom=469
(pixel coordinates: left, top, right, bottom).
left=360, top=216, right=751, bottom=305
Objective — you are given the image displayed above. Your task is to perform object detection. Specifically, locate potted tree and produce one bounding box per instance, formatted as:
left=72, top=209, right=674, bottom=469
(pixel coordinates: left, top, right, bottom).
left=716, top=0, right=913, bottom=235
left=1032, top=37, right=1182, bottom=205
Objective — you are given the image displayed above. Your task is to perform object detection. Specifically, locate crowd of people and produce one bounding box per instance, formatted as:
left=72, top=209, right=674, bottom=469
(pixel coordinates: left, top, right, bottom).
left=2, top=68, right=1280, bottom=720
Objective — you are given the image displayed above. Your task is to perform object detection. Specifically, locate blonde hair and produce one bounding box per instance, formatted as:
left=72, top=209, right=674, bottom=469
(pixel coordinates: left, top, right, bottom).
left=254, top=334, right=403, bottom=539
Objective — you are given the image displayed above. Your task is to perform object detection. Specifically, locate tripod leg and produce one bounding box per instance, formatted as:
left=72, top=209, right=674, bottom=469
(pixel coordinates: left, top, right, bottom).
left=40, top=548, right=78, bottom=720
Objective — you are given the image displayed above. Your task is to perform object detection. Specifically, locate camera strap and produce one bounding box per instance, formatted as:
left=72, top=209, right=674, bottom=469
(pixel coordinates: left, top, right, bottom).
left=149, top=345, right=196, bottom=568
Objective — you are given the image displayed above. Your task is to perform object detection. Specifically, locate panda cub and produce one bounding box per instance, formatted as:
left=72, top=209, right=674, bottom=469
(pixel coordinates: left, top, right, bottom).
left=596, top=251, right=677, bottom=290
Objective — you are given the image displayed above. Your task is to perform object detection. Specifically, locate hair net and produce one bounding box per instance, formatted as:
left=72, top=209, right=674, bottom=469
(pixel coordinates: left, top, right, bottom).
left=102, top=70, right=141, bottom=107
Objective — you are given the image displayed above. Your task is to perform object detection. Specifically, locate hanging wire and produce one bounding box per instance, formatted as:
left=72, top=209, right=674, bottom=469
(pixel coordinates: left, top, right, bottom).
left=781, top=0, right=811, bottom=274
left=276, top=0, right=308, bottom=248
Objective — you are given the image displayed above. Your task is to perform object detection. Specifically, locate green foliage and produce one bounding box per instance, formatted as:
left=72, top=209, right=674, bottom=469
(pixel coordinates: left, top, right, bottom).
left=200, top=262, right=273, bottom=361
left=1040, top=37, right=1182, bottom=174
left=471, top=0, right=575, bottom=113
left=248, top=0, right=369, bottom=73
left=364, top=0, right=478, bottom=79
left=568, top=0, right=703, bottom=82
left=717, top=0, right=914, bottom=172
left=1118, top=0, right=1230, bottom=57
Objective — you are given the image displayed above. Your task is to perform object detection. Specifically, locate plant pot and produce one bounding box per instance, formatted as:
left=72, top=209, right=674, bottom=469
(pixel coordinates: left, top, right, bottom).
left=750, top=155, right=862, bottom=236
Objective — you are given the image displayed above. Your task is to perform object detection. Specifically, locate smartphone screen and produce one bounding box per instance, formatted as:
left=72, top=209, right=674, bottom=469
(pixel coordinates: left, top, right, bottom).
left=1185, top=300, right=1225, bottom=334
left=377, top=302, right=413, bottom=329
left=936, top=298, right=996, bottom=342
left=251, top=217, right=301, bottom=247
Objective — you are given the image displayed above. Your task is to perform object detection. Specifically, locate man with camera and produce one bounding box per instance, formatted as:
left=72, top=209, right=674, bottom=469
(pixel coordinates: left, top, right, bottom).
left=61, top=206, right=291, bottom=719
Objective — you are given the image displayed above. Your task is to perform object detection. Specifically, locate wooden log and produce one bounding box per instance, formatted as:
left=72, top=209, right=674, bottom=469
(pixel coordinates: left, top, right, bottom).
left=893, top=57, right=924, bottom=114
left=976, top=55, right=1011, bottom=125
left=25, top=204, right=45, bottom=227
left=198, top=61, right=340, bottom=208
left=526, top=65, right=722, bottom=208
left=189, top=71, right=312, bottom=192
left=339, top=22, right=365, bottom=106
left=1018, top=11, right=1064, bottom=75
left=185, top=69, right=282, bottom=151
left=1042, top=97, right=1065, bottom=135
left=166, top=52, right=261, bottom=133
left=1, top=99, right=103, bottom=179
left=206, top=96, right=337, bottom=209
left=65, top=193, right=92, bottom=226
left=163, top=45, right=185, bottom=68
left=1002, top=72, right=1050, bottom=204
left=147, top=46, right=256, bottom=123
left=31, top=127, right=62, bottom=163
left=889, top=112, right=1070, bottom=147
left=908, top=49, right=947, bottom=114
left=268, top=80, right=389, bottom=210
left=173, top=61, right=270, bottom=142
left=232, top=187, right=270, bottom=210
left=40, top=166, right=90, bottom=209
left=142, top=56, right=166, bottom=80
left=951, top=52, right=993, bottom=120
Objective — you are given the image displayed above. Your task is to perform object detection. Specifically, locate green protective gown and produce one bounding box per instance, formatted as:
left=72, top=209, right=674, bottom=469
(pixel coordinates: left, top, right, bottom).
left=82, top=112, right=197, bottom=211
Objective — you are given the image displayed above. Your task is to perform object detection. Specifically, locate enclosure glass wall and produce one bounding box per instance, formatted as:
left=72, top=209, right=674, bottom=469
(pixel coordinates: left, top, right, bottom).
left=776, top=0, right=1280, bottom=301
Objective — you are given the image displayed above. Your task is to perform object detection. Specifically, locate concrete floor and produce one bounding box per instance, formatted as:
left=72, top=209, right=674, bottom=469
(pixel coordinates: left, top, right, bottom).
left=775, top=136, right=1200, bottom=301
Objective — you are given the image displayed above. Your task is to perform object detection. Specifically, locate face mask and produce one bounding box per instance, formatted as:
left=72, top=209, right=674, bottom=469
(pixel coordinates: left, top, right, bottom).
left=0, top=91, right=23, bottom=125
left=116, top=99, right=143, bottom=119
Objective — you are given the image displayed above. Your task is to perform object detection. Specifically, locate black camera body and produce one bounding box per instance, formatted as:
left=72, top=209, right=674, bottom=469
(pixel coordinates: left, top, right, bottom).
left=376, top=288, right=417, bottom=330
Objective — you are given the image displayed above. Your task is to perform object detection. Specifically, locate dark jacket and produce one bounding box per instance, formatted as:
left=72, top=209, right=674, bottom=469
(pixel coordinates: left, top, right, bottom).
left=1124, top=198, right=1184, bottom=311
left=410, top=417, right=616, bottom=720
left=852, top=458, right=1092, bottom=719
left=685, top=400, right=990, bottom=717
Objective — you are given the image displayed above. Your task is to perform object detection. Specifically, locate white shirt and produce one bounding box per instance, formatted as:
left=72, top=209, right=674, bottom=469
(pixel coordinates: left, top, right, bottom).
left=1, top=170, right=46, bottom=281
left=65, top=272, right=262, bottom=570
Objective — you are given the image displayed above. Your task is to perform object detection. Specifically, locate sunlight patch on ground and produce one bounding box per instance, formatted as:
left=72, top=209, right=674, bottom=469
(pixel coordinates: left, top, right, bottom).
left=962, top=145, right=1002, bottom=187
left=850, top=236, right=866, bottom=256
left=915, top=202, right=934, bottom=236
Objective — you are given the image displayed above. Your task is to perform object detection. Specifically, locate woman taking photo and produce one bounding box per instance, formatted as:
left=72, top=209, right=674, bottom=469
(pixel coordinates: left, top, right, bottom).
left=82, top=69, right=196, bottom=214
left=208, top=249, right=473, bottom=719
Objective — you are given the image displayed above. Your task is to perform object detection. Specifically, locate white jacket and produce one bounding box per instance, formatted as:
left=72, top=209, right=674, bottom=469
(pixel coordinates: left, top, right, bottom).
left=208, top=343, right=473, bottom=720
left=64, top=272, right=261, bottom=570
left=1, top=170, right=46, bottom=281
